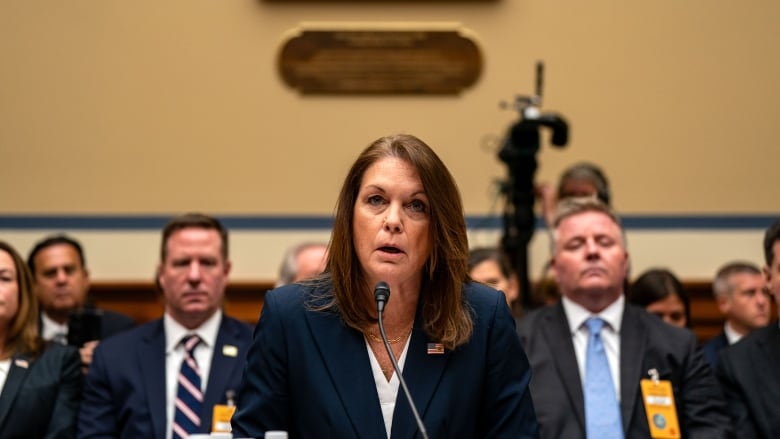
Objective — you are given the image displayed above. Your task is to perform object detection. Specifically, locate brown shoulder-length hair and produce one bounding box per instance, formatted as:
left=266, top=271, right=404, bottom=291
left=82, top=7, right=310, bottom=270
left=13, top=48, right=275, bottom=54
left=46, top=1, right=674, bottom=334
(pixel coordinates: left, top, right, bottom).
left=0, top=241, right=42, bottom=360
left=321, top=133, right=473, bottom=350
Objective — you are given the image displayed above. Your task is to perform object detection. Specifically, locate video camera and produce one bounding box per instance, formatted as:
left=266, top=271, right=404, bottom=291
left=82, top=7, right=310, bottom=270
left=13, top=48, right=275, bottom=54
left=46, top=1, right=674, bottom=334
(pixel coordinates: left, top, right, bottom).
left=498, top=61, right=569, bottom=311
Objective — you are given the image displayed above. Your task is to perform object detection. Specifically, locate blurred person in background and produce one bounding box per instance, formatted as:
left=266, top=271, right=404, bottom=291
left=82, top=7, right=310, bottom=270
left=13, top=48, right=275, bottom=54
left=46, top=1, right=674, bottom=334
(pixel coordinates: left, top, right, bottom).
left=275, top=242, right=328, bottom=287
left=702, top=261, right=770, bottom=370
left=534, top=162, right=613, bottom=308
left=717, top=220, right=780, bottom=438
left=27, top=234, right=134, bottom=371
left=468, top=247, right=520, bottom=309
left=518, top=198, right=729, bottom=438
left=0, top=240, right=82, bottom=438
left=627, top=268, right=691, bottom=329
left=78, top=213, right=252, bottom=438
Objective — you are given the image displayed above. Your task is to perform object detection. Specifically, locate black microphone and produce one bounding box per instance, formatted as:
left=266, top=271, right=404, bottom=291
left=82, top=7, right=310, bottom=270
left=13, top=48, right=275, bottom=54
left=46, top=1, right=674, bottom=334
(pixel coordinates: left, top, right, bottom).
left=375, top=281, right=390, bottom=313
left=374, top=281, right=430, bottom=439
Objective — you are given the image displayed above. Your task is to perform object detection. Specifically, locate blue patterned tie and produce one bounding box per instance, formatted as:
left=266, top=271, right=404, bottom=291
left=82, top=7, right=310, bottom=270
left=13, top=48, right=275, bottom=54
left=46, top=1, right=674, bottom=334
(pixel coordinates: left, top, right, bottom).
left=173, top=335, right=203, bottom=439
left=584, top=317, right=623, bottom=439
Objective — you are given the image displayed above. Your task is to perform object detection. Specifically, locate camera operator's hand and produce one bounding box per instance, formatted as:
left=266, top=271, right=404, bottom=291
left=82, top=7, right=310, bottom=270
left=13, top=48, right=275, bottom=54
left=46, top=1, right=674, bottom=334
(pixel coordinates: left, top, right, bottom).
left=80, top=340, right=99, bottom=374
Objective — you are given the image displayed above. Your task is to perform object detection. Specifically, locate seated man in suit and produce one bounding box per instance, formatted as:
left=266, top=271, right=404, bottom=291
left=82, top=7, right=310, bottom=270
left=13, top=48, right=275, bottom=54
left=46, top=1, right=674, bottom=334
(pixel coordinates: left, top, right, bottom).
left=78, top=213, right=253, bottom=438
left=517, top=197, right=730, bottom=439
left=701, top=261, right=769, bottom=369
left=717, top=220, right=780, bottom=438
left=27, top=234, right=135, bottom=370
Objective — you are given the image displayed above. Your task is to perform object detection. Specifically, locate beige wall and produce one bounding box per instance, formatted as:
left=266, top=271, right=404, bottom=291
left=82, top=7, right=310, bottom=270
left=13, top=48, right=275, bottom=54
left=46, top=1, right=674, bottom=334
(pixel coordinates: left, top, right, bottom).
left=1, top=2, right=778, bottom=282
left=2, top=1, right=778, bottom=214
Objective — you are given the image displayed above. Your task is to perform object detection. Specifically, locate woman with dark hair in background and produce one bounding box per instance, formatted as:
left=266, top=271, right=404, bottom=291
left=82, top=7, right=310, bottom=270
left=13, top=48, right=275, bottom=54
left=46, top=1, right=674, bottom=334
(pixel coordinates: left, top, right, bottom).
left=468, top=247, right=520, bottom=309
left=233, top=134, right=538, bottom=438
left=0, top=241, right=82, bottom=438
left=627, top=268, right=692, bottom=329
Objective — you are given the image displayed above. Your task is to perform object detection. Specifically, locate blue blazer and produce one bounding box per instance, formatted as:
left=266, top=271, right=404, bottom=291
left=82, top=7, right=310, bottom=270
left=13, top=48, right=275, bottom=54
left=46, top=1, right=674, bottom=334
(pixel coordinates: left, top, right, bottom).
left=0, top=343, right=82, bottom=439
left=78, top=315, right=252, bottom=439
left=232, top=281, right=538, bottom=439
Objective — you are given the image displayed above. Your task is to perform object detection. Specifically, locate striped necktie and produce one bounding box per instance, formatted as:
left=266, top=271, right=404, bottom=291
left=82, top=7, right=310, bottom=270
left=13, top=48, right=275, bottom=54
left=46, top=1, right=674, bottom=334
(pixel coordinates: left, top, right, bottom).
left=173, top=334, right=203, bottom=439
left=584, top=317, right=623, bottom=439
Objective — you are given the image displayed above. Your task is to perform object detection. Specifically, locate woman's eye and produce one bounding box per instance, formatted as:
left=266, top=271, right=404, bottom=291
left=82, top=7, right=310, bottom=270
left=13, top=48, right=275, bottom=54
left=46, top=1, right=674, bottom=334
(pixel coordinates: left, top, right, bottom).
left=367, top=195, right=384, bottom=206
left=408, top=199, right=427, bottom=213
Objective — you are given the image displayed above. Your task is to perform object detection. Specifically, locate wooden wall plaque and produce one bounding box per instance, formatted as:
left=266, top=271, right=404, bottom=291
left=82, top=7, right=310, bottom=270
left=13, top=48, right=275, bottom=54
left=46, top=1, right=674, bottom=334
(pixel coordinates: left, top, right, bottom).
left=278, top=27, right=482, bottom=94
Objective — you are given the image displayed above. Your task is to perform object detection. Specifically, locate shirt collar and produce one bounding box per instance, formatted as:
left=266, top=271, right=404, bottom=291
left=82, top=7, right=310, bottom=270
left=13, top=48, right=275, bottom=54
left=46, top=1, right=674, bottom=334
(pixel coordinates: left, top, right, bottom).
left=40, top=312, right=69, bottom=341
left=724, top=321, right=743, bottom=344
left=562, top=294, right=625, bottom=334
left=164, top=309, right=222, bottom=354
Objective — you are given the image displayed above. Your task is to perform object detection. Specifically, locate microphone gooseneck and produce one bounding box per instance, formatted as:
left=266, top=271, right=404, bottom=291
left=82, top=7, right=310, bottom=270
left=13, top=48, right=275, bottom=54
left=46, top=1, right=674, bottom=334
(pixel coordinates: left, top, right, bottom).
left=374, top=281, right=430, bottom=439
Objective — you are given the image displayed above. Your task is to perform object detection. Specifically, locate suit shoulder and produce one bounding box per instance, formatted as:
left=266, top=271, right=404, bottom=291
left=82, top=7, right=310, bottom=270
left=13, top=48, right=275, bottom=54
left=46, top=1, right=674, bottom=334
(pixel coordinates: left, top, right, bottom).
left=38, top=342, right=80, bottom=365
left=265, top=282, right=335, bottom=320
left=95, top=319, right=161, bottom=351
left=222, top=314, right=254, bottom=338
left=99, top=308, right=135, bottom=325
left=722, top=324, right=775, bottom=360
left=516, top=304, right=557, bottom=335
left=628, top=304, right=698, bottom=351
left=265, top=283, right=308, bottom=307
left=462, top=282, right=505, bottom=311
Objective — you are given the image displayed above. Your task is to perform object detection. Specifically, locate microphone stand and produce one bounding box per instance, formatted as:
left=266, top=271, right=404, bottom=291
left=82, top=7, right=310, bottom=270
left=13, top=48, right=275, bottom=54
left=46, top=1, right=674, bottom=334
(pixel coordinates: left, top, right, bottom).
left=375, top=282, right=430, bottom=439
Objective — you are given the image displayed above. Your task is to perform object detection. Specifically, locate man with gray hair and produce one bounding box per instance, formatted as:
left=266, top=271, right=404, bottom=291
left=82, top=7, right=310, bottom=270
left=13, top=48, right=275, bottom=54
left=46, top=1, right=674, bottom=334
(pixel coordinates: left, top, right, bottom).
left=275, top=242, right=328, bottom=287
left=517, top=197, right=730, bottom=438
left=701, top=261, right=769, bottom=369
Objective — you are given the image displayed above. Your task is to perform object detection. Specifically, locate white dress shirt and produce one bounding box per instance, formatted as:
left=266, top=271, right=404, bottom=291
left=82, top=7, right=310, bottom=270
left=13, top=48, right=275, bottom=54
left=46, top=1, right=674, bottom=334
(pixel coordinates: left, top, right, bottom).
left=0, top=358, right=11, bottom=395
left=164, top=310, right=222, bottom=439
left=724, top=321, right=744, bottom=345
left=40, top=312, right=69, bottom=344
left=561, top=294, right=624, bottom=399
left=365, top=336, right=411, bottom=439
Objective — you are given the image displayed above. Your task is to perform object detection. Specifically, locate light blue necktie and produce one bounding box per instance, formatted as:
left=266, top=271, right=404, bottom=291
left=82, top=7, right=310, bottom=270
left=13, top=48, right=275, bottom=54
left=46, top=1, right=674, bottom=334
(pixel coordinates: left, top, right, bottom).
left=584, top=317, right=623, bottom=439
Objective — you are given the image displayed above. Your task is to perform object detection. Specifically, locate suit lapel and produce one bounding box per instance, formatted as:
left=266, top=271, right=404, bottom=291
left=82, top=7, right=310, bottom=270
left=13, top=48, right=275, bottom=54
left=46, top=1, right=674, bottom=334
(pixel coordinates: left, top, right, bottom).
left=140, top=321, right=167, bottom=439
left=545, top=303, right=586, bottom=431
left=202, top=317, right=242, bottom=430
left=390, top=313, right=450, bottom=439
left=619, top=304, right=646, bottom=433
left=306, top=308, right=386, bottom=438
left=0, top=354, right=32, bottom=430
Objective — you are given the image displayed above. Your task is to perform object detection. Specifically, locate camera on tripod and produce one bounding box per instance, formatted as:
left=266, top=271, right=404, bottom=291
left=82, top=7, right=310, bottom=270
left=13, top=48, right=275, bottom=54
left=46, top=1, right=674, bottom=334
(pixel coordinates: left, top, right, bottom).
left=498, top=61, right=569, bottom=311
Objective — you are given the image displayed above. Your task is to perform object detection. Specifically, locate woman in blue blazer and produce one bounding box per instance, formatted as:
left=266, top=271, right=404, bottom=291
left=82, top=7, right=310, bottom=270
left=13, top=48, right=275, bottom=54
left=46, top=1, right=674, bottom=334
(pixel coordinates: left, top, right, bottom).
left=233, top=134, right=538, bottom=438
left=0, top=241, right=82, bottom=438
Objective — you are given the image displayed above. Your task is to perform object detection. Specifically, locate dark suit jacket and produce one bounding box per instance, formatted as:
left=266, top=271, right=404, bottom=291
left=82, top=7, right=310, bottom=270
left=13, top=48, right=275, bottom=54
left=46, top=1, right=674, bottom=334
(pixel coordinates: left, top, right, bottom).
left=39, top=308, right=135, bottom=346
left=517, top=301, right=731, bottom=439
left=232, top=281, right=538, bottom=439
left=94, top=309, right=136, bottom=340
left=77, top=315, right=252, bottom=439
left=702, top=331, right=729, bottom=370
left=0, top=343, right=83, bottom=439
left=717, top=323, right=780, bottom=439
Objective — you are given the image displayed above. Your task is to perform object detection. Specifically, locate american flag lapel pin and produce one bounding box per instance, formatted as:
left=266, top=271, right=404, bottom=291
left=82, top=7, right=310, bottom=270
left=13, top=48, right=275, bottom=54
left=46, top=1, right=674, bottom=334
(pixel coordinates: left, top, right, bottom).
left=427, top=343, right=445, bottom=355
